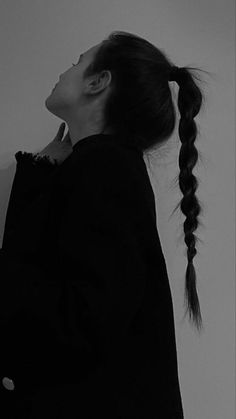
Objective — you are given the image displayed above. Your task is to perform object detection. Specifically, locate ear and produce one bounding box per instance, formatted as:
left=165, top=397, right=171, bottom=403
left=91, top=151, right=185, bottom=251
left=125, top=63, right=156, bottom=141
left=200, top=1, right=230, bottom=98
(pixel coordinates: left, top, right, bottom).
left=87, top=71, right=112, bottom=95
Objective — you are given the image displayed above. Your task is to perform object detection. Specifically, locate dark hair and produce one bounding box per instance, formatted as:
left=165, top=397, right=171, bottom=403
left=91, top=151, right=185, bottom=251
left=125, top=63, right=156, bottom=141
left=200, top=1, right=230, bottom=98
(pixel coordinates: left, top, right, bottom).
left=84, top=30, right=212, bottom=334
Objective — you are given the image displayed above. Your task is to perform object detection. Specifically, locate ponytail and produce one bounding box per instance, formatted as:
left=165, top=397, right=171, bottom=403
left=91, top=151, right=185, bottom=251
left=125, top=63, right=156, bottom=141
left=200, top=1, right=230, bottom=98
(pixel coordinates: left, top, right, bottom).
left=169, top=66, right=206, bottom=333
left=87, top=30, right=212, bottom=333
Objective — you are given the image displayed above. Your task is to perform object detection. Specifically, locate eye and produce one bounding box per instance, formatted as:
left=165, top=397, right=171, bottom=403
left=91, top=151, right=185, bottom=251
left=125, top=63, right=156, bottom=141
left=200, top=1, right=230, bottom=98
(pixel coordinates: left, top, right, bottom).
left=72, top=63, right=76, bottom=66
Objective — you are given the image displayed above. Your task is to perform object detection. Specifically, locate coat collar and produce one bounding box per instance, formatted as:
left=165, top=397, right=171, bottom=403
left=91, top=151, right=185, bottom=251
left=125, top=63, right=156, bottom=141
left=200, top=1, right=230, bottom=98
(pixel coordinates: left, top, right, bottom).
left=72, top=133, right=114, bottom=153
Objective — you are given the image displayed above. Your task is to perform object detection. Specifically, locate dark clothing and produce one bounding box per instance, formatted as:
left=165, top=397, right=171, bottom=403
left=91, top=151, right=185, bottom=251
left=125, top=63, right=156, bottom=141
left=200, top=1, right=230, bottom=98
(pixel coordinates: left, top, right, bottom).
left=0, top=133, right=184, bottom=418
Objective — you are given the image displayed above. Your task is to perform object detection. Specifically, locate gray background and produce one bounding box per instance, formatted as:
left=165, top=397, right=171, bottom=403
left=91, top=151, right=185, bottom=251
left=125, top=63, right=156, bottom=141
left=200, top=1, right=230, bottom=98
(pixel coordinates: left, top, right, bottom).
left=0, top=1, right=235, bottom=418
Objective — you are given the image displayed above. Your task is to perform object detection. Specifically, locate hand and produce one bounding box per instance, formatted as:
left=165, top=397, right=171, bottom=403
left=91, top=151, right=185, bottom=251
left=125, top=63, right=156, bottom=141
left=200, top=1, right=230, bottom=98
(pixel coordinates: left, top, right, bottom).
left=37, top=123, right=73, bottom=165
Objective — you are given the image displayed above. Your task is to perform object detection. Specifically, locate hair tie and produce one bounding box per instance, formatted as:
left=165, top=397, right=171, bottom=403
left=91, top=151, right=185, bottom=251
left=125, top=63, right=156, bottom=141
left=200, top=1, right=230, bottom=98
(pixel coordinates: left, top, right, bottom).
left=169, top=66, right=181, bottom=83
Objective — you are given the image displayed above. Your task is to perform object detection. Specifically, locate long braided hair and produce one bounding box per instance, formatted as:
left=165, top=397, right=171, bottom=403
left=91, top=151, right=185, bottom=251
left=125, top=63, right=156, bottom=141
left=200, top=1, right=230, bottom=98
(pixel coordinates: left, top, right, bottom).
left=84, top=30, right=211, bottom=333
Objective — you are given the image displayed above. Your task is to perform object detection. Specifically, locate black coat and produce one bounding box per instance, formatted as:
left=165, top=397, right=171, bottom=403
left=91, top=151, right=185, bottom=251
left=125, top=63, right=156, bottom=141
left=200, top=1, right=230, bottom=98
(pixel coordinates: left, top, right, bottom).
left=0, top=133, right=184, bottom=418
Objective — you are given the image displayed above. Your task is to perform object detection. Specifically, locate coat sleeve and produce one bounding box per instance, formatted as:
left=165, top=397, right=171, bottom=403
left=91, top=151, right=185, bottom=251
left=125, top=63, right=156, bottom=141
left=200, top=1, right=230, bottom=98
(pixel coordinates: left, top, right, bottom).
left=2, top=151, right=58, bottom=249
left=29, top=146, right=152, bottom=417
left=1, top=146, right=155, bottom=417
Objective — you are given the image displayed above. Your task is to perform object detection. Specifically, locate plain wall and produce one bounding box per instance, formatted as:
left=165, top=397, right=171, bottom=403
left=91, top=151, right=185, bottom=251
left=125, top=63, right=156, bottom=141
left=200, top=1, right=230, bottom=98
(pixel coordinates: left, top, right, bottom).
left=0, top=1, right=235, bottom=418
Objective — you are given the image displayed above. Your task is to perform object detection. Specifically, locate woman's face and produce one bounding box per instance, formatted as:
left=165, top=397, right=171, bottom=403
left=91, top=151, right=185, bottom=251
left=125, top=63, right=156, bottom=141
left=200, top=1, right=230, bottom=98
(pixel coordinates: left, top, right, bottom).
left=45, top=42, right=102, bottom=120
left=45, top=42, right=113, bottom=144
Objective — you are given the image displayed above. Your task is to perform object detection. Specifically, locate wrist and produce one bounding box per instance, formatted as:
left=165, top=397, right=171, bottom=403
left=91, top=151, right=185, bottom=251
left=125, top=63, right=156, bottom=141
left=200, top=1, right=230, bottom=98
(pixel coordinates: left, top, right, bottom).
left=34, top=153, right=57, bottom=165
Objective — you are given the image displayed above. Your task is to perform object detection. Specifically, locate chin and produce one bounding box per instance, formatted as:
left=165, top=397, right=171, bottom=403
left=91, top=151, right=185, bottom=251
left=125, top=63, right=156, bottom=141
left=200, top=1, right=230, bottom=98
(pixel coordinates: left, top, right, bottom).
left=45, top=95, right=51, bottom=109
left=45, top=95, right=56, bottom=114
left=45, top=97, right=63, bottom=121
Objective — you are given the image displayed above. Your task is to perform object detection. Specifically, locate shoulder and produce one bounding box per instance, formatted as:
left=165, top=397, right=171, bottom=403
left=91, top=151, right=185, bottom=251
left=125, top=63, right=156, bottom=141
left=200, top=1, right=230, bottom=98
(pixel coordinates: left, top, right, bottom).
left=80, top=139, right=144, bottom=176
left=72, top=141, right=139, bottom=186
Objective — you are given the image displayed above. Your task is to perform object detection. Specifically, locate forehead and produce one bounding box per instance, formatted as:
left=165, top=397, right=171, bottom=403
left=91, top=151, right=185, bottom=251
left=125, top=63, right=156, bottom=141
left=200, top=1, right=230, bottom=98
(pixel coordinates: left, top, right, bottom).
left=83, top=43, right=101, bottom=59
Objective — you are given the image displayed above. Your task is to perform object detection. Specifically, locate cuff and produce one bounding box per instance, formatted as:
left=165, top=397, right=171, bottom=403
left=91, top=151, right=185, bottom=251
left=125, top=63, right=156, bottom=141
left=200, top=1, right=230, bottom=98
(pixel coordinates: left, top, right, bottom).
left=15, top=151, right=59, bottom=168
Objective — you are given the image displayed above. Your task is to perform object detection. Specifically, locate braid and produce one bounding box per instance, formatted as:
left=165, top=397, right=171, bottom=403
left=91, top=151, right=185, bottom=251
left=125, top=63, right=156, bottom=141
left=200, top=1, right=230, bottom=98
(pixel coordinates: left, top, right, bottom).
left=170, top=67, right=204, bottom=334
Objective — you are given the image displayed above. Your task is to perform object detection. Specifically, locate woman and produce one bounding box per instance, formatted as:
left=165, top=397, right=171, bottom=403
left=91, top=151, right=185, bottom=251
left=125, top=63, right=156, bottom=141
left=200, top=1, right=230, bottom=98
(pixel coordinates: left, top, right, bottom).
left=0, top=31, right=209, bottom=418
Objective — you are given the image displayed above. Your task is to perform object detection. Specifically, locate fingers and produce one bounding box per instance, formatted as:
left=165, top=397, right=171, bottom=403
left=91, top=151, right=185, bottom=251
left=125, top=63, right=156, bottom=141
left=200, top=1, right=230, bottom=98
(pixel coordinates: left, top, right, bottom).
left=55, top=122, right=66, bottom=141
left=63, top=130, right=71, bottom=143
